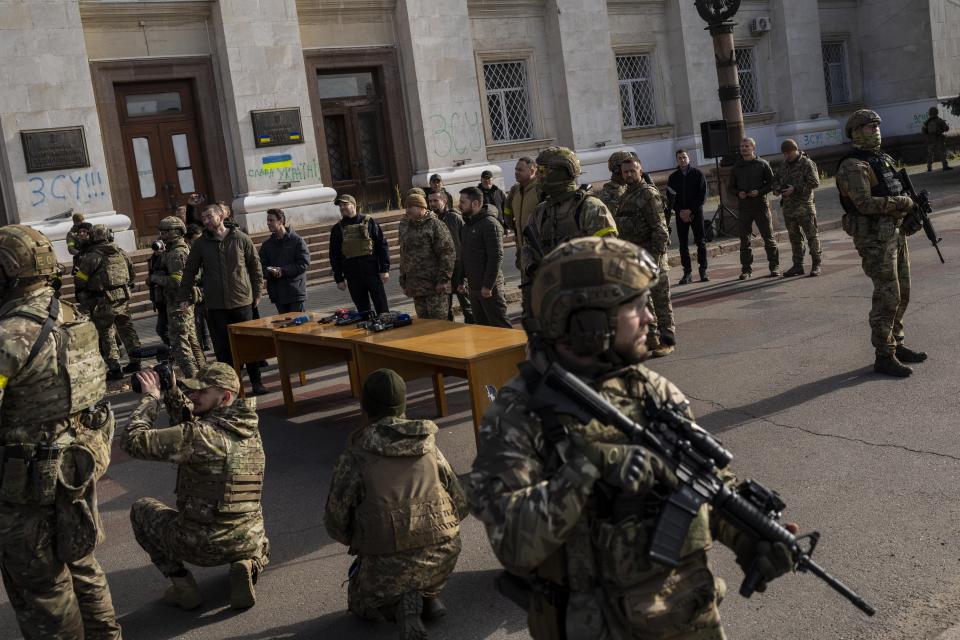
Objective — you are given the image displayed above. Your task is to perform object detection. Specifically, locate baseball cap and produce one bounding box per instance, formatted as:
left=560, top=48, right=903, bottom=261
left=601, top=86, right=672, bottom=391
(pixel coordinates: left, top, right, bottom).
left=480, top=170, right=493, bottom=179
left=429, top=173, right=442, bottom=182
left=334, top=193, right=356, bottom=206
left=180, top=362, right=241, bottom=395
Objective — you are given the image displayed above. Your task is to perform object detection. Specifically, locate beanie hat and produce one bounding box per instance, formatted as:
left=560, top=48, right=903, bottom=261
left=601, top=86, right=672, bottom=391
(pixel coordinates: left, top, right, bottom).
left=404, top=193, right=428, bottom=209
left=780, top=139, right=799, bottom=153
left=361, top=369, right=407, bottom=419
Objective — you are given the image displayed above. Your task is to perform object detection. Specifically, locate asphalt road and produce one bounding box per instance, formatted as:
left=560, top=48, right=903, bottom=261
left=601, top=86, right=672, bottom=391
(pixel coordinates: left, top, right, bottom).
left=4, top=202, right=960, bottom=640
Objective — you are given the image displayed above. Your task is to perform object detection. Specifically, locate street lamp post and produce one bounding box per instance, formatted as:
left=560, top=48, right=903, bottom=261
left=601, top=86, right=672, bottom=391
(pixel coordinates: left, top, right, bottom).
left=696, top=0, right=745, bottom=164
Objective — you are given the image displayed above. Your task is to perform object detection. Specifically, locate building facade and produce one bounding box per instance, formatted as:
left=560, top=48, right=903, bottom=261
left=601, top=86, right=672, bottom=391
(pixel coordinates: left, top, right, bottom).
left=0, top=0, right=957, bottom=258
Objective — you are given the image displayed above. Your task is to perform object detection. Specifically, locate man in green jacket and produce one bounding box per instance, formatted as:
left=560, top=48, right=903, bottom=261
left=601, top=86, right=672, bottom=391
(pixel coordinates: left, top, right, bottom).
left=178, top=204, right=267, bottom=395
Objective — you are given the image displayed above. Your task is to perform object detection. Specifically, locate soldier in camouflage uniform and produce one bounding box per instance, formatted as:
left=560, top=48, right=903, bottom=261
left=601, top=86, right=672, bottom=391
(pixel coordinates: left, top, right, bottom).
left=923, top=106, right=952, bottom=172
left=399, top=192, right=457, bottom=320
left=616, top=157, right=675, bottom=356
left=469, top=236, right=794, bottom=640
left=836, top=108, right=927, bottom=377
left=520, top=147, right=618, bottom=324
left=75, top=224, right=141, bottom=380
left=773, top=139, right=822, bottom=277
left=596, top=150, right=635, bottom=214
left=123, top=362, right=270, bottom=610
left=325, top=369, right=469, bottom=640
left=0, top=225, right=122, bottom=639
left=150, top=216, right=205, bottom=377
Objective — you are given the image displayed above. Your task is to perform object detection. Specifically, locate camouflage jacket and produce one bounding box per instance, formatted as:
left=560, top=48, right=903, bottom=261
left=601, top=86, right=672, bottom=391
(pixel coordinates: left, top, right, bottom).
left=521, top=190, right=618, bottom=282
left=152, top=238, right=193, bottom=306
left=122, top=388, right=267, bottom=556
left=75, top=243, right=135, bottom=304
left=773, top=152, right=820, bottom=210
left=324, top=415, right=469, bottom=548
left=924, top=116, right=949, bottom=139
left=468, top=363, right=738, bottom=597
left=836, top=149, right=907, bottom=246
left=614, top=182, right=670, bottom=257
left=398, top=212, right=456, bottom=296
left=596, top=180, right=627, bottom=215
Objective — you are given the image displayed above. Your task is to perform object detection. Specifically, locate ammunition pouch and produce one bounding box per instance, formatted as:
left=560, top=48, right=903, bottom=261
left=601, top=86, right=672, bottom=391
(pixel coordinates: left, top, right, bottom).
left=55, top=444, right=101, bottom=562
left=0, top=442, right=62, bottom=505
left=104, top=283, right=130, bottom=304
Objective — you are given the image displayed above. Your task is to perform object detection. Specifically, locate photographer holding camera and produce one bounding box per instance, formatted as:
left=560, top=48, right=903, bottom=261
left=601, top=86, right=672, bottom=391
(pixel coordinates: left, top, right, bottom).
left=122, top=362, right=270, bottom=611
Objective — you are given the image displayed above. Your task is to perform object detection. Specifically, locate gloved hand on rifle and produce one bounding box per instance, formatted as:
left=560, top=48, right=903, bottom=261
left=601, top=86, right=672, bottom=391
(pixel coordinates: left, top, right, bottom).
left=568, top=432, right=676, bottom=494
left=889, top=195, right=914, bottom=218
left=729, top=526, right=798, bottom=593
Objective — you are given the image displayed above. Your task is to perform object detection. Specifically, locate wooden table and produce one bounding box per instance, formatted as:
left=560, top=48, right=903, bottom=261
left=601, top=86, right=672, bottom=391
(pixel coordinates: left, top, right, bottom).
left=228, top=311, right=316, bottom=395
left=273, top=321, right=367, bottom=415
left=349, top=319, right=528, bottom=435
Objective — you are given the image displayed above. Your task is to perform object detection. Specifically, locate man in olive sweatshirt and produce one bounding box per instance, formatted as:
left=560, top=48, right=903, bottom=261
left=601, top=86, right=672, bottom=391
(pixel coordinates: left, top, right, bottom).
left=728, top=138, right=780, bottom=279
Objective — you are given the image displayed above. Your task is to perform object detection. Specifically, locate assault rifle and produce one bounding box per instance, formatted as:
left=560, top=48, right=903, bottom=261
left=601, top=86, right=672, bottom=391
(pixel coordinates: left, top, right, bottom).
left=358, top=312, right=413, bottom=332
left=334, top=310, right=375, bottom=326
left=898, top=169, right=945, bottom=263
left=317, top=308, right=350, bottom=324
left=517, top=350, right=876, bottom=616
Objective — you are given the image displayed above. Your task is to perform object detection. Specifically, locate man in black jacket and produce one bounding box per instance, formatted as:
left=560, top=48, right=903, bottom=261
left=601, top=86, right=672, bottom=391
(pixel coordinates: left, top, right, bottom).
left=477, top=170, right=507, bottom=229
left=259, top=208, right=311, bottom=313
left=728, top=138, right=780, bottom=279
left=428, top=190, right=474, bottom=324
left=329, top=194, right=390, bottom=314
left=457, top=187, right=510, bottom=328
left=667, top=149, right=709, bottom=284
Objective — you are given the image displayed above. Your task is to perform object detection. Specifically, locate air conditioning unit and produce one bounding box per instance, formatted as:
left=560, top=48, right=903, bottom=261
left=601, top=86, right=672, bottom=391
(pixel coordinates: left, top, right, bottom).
left=750, top=17, right=772, bottom=34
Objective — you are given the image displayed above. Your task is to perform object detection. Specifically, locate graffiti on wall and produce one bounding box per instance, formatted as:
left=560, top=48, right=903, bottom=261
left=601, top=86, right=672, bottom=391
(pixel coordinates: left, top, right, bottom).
left=797, top=129, right=844, bottom=149
left=429, top=111, right=484, bottom=159
left=29, top=169, right=107, bottom=207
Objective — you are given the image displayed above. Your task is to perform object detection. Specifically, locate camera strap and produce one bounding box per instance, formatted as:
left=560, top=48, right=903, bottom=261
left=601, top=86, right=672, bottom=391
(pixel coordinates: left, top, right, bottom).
left=24, top=296, right=60, bottom=371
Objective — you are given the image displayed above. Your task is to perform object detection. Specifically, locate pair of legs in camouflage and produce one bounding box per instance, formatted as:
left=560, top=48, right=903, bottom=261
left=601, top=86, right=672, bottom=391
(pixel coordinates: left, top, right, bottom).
left=647, top=254, right=675, bottom=347
left=413, top=294, right=450, bottom=320
left=92, top=300, right=141, bottom=371
left=0, top=506, right=120, bottom=640
left=927, top=140, right=951, bottom=171
left=855, top=233, right=910, bottom=357
left=738, top=205, right=780, bottom=273
left=783, top=209, right=822, bottom=268
left=166, top=302, right=205, bottom=377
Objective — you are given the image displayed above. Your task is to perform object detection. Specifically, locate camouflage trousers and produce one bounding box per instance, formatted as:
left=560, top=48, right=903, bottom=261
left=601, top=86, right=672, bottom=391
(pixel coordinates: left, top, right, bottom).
left=782, top=206, right=822, bottom=266
left=412, top=294, right=450, bottom=320
left=348, top=536, right=462, bottom=621
left=92, top=299, right=141, bottom=370
left=166, top=302, right=205, bottom=378
left=0, top=504, right=120, bottom=640
left=130, top=497, right=269, bottom=577
left=647, top=254, right=675, bottom=346
left=855, top=233, right=910, bottom=357
left=927, top=139, right=947, bottom=166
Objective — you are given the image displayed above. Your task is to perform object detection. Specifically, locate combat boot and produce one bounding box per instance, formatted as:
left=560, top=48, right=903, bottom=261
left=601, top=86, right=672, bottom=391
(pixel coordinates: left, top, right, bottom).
left=768, top=267, right=781, bottom=278
left=422, top=595, right=447, bottom=621
left=874, top=354, right=912, bottom=378
left=163, top=572, right=203, bottom=610
left=782, top=264, right=804, bottom=277
left=678, top=271, right=693, bottom=285
left=229, top=559, right=257, bottom=609
left=738, top=270, right=752, bottom=281
left=396, top=591, right=428, bottom=640
left=809, top=261, right=822, bottom=277
left=699, top=267, right=710, bottom=282
left=895, top=344, right=928, bottom=363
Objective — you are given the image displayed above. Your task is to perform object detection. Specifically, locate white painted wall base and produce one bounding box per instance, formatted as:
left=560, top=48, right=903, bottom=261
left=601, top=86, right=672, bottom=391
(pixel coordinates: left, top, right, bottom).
left=28, top=210, right=134, bottom=262
left=231, top=185, right=339, bottom=234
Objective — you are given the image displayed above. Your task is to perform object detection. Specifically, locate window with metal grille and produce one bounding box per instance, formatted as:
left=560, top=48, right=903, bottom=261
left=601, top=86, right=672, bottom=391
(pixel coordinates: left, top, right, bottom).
left=482, top=61, right=534, bottom=142
left=616, top=54, right=658, bottom=128
left=822, top=42, right=850, bottom=105
left=735, top=47, right=760, bottom=114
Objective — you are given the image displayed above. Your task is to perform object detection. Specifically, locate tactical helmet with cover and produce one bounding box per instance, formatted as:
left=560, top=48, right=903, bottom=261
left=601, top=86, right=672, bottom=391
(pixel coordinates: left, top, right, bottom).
left=531, top=236, right=659, bottom=356
left=929, top=106, right=939, bottom=117
left=159, top=216, right=186, bottom=241
left=607, top=150, right=635, bottom=174
left=90, top=224, right=113, bottom=244
left=0, top=225, right=58, bottom=290
left=536, top=146, right=582, bottom=179
left=845, top=109, right=881, bottom=139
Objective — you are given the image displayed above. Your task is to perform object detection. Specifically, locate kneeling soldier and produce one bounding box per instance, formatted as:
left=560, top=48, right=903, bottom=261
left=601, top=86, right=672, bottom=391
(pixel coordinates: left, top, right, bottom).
left=122, top=362, right=270, bottom=610
left=325, top=369, right=469, bottom=639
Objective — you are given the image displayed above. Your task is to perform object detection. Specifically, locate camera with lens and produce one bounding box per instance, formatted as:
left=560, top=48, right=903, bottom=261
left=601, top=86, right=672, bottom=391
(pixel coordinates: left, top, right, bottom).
left=129, top=346, right=174, bottom=394
left=151, top=239, right=166, bottom=253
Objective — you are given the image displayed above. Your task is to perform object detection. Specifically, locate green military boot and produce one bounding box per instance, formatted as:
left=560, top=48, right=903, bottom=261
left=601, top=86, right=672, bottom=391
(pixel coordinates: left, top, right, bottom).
left=874, top=354, right=912, bottom=377
left=809, top=260, right=822, bottom=277
left=782, top=264, right=804, bottom=277
left=230, top=559, right=257, bottom=609
left=163, top=572, right=203, bottom=610
left=422, top=595, right=447, bottom=621
left=396, top=591, right=428, bottom=640
left=895, top=344, right=928, bottom=363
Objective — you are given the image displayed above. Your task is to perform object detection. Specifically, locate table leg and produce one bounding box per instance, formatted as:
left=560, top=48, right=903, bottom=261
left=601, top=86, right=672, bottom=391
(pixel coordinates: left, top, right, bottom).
left=229, top=329, right=245, bottom=398
left=347, top=352, right=361, bottom=398
left=298, top=371, right=307, bottom=386
left=466, top=347, right=526, bottom=444
left=432, top=372, right=447, bottom=417
left=274, top=336, right=297, bottom=417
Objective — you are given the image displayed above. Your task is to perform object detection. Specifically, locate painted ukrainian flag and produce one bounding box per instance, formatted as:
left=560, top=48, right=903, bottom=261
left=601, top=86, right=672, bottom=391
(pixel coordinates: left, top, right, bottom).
left=262, top=154, right=294, bottom=170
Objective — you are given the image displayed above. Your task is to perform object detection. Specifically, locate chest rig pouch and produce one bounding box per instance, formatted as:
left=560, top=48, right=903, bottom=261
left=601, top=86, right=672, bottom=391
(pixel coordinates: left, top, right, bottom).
left=341, top=218, right=374, bottom=259
left=838, top=150, right=904, bottom=238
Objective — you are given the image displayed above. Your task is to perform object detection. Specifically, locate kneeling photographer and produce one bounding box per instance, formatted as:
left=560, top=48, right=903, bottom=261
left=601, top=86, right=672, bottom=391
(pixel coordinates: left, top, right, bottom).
left=121, top=362, right=271, bottom=611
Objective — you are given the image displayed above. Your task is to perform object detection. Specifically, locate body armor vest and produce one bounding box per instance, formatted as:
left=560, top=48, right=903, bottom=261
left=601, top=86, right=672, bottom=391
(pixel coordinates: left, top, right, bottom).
left=351, top=447, right=459, bottom=555
left=175, top=426, right=265, bottom=524
left=536, top=190, right=591, bottom=255
left=838, top=149, right=903, bottom=215
left=90, top=244, right=131, bottom=302
left=341, top=218, right=374, bottom=259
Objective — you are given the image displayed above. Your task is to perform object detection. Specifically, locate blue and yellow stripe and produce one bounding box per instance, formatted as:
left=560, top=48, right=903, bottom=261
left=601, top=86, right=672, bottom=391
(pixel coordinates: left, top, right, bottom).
left=262, top=154, right=294, bottom=170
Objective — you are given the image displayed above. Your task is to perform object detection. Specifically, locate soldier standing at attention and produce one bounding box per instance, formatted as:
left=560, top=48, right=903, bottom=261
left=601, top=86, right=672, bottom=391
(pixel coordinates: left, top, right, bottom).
left=923, top=106, right=952, bottom=172
left=325, top=368, right=468, bottom=640
left=836, top=109, right=927, bottom=377
left=398, top=192, right=456, bottom=320
left=329, top=194, right=391, bottom=315
left=0, top=226, right=122, bottom=639
left=616, top=157, right=676, bottom=356
left=774, top=139, right=823, bottom=277
left=74, top=224, right=142, bottom=380
left=123, top=362, right=270, bottom=610
left=728, top=138, right=780, bottom=279
left=151, top=216, right=206, bottom=377
left=468, top=236, right=795, bottom=640
left=428, top=189, right=473, bottom=323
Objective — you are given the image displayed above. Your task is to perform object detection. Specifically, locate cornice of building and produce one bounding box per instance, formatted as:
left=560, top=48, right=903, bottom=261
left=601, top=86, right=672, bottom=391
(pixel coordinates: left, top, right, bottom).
left=467, top=0, right=546, bottom=18
left=296, top=0, right=397, bottom=23
left=608, top=0, right=667, bottom=16
left=79, top=1, right=212, bottom=26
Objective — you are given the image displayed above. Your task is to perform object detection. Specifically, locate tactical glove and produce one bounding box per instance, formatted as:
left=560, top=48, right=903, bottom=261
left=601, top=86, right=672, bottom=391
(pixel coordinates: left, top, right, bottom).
left=890, top=195, right=914, bottom=217
left=733, top=537, right=795, bottom=593
left=569, top=434, right=673, bottom=494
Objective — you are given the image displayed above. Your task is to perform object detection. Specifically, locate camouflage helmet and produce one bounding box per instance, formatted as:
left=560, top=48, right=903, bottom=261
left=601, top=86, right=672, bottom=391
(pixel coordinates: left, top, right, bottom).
left=536, top=146, right=582, bottom=179
left=90, top=224, right=113, bottom=244
left=845, top=109, right=881, bottom=139
left=532, top=236, right=659, bottom=351
left=607, top=150, right=635, bottom=174
left=159, top=216, right=186, bottom=236
left=0, top=225, right=58, bottom=284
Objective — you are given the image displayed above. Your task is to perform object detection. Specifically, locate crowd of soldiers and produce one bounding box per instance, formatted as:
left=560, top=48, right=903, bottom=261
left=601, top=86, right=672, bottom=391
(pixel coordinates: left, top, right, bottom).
left=0, top=103, right=946, bottom=640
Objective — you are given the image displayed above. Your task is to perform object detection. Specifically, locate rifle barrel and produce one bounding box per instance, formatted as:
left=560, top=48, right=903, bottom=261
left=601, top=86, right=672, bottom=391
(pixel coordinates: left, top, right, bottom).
left=800, top=555, right=876, bottom=616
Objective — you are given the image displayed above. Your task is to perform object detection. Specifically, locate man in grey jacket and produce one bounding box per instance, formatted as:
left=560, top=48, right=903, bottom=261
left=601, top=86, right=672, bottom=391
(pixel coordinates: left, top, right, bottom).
left=179, top=204, right=267, bottom=395
left=457, top=187, right=511, bottom=328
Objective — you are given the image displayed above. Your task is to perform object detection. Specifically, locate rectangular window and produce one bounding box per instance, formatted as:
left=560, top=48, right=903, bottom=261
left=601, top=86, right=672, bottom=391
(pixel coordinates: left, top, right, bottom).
left=822, top=42, right=850, bottom=105
left=616, top=54, right=658, bottom=128
left=735, top=47, right=760, bottom=114
left=482, top=61, right=534, bottom=143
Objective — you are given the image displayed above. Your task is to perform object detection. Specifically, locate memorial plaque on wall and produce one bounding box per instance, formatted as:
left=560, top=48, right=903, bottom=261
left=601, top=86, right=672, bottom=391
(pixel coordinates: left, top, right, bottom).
left=21, top=127, right=90, bottom=173
left=251, top=108, right=304, bottom=148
